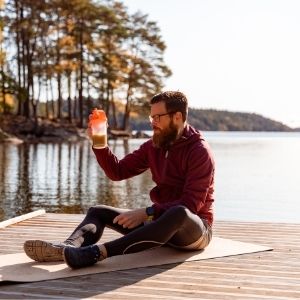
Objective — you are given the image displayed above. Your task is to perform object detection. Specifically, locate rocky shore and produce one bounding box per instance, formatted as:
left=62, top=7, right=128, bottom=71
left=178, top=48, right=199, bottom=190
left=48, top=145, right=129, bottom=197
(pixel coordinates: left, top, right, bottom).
left=0, top=115, right=87, bottom=143
left=0, top=115, right=151, bottom=144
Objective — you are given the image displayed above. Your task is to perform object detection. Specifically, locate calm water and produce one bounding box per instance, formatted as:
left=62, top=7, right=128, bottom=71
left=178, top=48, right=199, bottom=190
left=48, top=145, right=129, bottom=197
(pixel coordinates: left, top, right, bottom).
left=0, top=132, right=300, bottom=223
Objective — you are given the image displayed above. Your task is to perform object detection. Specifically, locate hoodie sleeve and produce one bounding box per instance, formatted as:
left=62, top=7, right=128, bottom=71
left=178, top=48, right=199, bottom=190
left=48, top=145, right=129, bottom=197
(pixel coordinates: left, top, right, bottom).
left=152, top=143, right=215, bottom=216
left=92, top=142, right=150, bottom=181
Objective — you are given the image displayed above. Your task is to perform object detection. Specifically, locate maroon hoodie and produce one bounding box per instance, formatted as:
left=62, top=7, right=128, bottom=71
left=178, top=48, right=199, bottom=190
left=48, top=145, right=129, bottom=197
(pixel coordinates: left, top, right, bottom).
left=93, top=124, right=215, bottom=226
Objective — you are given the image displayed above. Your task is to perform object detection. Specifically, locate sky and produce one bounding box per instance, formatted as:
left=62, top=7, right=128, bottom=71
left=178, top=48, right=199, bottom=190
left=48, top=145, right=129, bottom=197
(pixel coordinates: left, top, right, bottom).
left=124, top=0, right=300, bottom=128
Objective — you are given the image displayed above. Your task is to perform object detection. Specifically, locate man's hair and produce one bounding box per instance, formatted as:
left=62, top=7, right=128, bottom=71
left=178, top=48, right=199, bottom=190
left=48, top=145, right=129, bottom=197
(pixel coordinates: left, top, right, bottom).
left=150, top=91, right=188, bottom=122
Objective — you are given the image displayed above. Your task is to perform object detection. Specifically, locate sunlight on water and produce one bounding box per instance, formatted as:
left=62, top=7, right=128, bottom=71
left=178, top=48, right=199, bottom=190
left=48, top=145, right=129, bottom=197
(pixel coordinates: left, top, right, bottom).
left=206, top=132, right=300, bottom=222
left=0, top=132, right=299, bottom=223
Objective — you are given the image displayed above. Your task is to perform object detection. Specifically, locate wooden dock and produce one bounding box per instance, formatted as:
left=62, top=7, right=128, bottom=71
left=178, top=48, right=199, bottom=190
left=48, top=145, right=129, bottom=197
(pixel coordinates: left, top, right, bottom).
left=0, top=212, right=299, bottom=299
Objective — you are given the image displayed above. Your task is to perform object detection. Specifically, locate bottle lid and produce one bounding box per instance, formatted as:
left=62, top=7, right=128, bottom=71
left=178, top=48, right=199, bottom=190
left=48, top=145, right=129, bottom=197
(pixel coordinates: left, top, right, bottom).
left=88, top=109, right=107, bottom=127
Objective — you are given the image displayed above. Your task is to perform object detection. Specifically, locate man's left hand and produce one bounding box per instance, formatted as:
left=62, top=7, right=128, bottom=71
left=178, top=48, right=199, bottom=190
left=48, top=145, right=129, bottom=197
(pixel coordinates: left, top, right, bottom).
left=113, top=208, right=148, bottom=229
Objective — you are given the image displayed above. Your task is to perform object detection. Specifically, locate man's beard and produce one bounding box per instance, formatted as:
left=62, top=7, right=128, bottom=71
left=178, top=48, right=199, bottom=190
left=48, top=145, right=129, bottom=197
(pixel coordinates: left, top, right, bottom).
left=152, top=120, right=178, bottom=149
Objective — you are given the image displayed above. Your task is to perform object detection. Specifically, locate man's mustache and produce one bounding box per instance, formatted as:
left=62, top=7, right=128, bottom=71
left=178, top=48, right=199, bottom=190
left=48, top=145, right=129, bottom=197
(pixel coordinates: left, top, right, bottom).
left=152, top=126, right=161, bottom=131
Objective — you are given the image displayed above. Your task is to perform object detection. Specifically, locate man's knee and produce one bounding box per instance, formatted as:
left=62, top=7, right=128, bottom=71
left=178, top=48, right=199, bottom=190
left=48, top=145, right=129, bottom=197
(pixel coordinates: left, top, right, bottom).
left=165, top=205, right=190, bottom=222
left=87, top=204, right=109, bottom=216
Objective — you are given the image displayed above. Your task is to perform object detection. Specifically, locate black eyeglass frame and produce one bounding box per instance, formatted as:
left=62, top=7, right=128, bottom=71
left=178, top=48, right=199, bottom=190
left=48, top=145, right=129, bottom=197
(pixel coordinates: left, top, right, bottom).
left=148, top=112, right=176, bottom=123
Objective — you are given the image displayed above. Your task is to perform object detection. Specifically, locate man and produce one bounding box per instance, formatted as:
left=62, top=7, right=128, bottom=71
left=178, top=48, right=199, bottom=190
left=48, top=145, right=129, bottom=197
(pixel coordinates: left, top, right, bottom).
left=24, top=91, right=215, bottom=269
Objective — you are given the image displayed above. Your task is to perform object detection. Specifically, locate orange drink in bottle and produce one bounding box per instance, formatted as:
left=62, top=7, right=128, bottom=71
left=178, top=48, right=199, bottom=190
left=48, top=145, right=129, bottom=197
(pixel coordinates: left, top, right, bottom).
left=88, top=109, right=108, bottom=149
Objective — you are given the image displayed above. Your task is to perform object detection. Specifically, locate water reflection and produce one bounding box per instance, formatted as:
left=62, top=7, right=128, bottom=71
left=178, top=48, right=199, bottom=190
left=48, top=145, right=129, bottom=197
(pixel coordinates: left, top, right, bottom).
left=1, top=132, right=300, bottom=223
left=0, top=140, right=154, bottom=222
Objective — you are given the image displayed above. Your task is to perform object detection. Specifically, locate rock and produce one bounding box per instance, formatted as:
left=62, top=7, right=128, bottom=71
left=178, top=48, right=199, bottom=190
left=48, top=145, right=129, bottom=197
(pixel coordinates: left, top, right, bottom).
left=133, top=130, right=151, bottom=138
left=109, top=129, right=132, bottom=139
left=1, top=115, right=88, bottom=143
left=0, top=128, right=10, bottom=140
left=0, top=128, right=23, bottom=144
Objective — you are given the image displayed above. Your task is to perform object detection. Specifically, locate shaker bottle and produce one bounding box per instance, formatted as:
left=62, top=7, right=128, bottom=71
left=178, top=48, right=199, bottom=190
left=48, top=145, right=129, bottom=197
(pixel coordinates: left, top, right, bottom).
left=88, top=109, right=108, bottom=149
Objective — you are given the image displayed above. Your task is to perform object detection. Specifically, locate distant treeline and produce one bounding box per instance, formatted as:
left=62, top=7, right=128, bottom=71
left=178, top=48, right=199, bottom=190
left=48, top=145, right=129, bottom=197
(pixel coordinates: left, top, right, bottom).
left=130, top=107, right=296, bottom=132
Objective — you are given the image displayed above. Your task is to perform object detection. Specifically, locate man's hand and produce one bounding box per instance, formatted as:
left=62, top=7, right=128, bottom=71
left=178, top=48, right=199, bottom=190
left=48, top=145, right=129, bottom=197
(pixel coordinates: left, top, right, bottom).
left=113, top=208, right=148, bottom=229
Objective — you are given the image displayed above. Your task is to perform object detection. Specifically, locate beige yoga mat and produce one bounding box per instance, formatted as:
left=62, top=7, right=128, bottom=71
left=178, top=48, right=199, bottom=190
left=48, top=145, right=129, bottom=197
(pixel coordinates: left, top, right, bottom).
left=0, top=237, right=272, bottom=283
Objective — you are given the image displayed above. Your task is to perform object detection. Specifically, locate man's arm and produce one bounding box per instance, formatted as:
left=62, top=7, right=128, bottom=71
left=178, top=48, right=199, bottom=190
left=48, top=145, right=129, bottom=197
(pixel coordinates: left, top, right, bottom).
left=92, top=141, right=150, bottom=181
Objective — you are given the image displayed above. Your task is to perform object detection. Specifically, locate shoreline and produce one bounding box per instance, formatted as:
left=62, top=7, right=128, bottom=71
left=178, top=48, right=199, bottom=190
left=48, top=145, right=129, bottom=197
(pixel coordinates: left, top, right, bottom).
left=0, top=115, right=87, bottom=144
left=1, top=115, right=299, bottom=144
left=0, top=115, right=152, bottom=144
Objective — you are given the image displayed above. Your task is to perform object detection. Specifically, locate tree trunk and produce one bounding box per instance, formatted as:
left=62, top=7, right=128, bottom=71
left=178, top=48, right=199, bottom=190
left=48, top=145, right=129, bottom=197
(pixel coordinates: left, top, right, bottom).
left=24, top=38, right=30, bottom=118
left=29, top=43, right=36, bottom=121
left=73, top=70, right=78, bottom=120
left=45, top=77, right=49, bottom=118
left=67, top=72, right=72, bottom=123
left=50, top=78, right=55, bottom=118
left=15, top=0, right=22, bottom=116
left=57, top=73, right=62, bottom=119
left=56, top=14, right=62, bottom=120
left=122, top=84, right=131, bottom=130
left=110, top=88, right=118, bottom=129
left=86, top=67, right=92, bottom=115
left=105, top=81, right=110, bottom=117
left=34, top=74, right=42, bottom=127
left=27, top=33, right=36, bottom=120
left=31, top=75, right=36, bottom=121
left=99, top=76, right=105, bottom=108
left=78, top=23, right=84, bottom=128
left=1, top=70, right=6, bottom=114
left=20, top=7, right=29, bottom=118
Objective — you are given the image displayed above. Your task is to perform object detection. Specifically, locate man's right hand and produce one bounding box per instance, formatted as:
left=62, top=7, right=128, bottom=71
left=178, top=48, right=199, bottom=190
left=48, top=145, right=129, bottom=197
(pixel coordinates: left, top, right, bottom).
left=113, top=208, right=148, bottom=229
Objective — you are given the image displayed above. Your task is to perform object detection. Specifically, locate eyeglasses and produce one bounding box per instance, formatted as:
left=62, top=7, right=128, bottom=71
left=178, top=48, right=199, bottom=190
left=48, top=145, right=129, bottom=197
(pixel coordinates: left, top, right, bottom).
left=149, top=112, right=175, bottom=123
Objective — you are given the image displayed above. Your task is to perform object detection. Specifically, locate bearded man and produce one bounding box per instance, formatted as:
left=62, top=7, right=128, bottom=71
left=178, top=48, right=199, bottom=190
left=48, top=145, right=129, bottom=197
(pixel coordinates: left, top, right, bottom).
left=24, top=91, right=215, bottom=269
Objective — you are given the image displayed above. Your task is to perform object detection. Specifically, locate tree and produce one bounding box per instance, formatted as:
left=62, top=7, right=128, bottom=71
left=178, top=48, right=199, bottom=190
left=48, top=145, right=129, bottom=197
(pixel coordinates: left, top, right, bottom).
left=0, top=0, right=6, bottom=113
left=121, top=11, right=171, bottom=130
left=91, top=1, right=128, bottom=128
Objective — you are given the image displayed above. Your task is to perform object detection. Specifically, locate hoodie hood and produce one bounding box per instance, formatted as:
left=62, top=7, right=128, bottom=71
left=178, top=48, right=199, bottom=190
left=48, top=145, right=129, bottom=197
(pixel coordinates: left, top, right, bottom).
left=171, top=124, right=204, bottom=149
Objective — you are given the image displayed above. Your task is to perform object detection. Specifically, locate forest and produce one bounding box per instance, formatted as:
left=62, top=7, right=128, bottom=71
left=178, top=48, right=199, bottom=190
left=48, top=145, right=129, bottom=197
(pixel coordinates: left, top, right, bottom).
left=0, top=0, right=171, bottom=130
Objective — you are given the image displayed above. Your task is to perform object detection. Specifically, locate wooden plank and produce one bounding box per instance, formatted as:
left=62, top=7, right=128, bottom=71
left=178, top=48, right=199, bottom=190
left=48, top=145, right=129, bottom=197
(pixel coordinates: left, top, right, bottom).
left=0, top=210, right=46, bottom=229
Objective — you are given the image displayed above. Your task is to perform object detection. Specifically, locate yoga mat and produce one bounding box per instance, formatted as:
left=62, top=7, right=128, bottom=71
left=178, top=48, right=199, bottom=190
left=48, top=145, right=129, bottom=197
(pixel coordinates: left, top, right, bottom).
left=0, top=237, right=272, bottom=283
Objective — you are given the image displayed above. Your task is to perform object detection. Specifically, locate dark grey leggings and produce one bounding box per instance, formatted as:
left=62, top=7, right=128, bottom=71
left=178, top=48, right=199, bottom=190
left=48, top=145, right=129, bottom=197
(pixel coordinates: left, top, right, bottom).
left=64, top=205, right=212, bottom=257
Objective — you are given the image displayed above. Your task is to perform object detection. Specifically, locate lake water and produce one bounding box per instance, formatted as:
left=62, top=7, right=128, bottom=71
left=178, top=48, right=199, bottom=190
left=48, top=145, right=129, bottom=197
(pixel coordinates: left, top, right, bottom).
left=0, top=132, right=300, bottom=223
